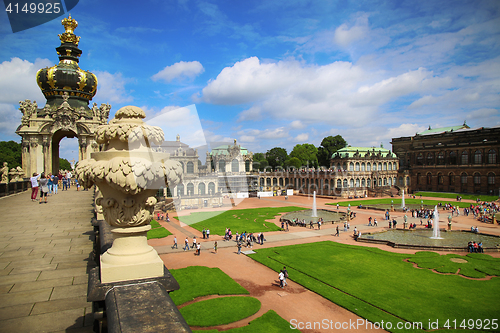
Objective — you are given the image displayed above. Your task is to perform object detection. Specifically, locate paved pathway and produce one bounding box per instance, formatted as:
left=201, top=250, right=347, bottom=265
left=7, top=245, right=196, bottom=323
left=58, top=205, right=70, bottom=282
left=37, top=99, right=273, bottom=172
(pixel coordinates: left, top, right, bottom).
left=0, top=188, right=94, bottom=333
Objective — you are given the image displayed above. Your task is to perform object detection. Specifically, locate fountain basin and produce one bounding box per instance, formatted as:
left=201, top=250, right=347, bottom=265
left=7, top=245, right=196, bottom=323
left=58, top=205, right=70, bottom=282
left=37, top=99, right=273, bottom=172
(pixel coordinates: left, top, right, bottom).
left=357, top=229, right=500, bottom=252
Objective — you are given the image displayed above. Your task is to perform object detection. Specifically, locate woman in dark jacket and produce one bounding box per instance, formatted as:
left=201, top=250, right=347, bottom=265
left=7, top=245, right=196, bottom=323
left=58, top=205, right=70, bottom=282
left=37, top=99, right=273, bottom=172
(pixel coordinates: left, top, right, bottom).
left=39, top=173, right=49, bottom=204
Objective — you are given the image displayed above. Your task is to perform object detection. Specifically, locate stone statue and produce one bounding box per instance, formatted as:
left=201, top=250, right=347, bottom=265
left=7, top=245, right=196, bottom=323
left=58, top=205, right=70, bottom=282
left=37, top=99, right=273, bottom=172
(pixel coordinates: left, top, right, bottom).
left=99, top=103, right=111, bottom=124
left=19, top=100, right=38, bottom=126
left=1, top=162, right=8, bottom=183
left=92, top=102, right=99, bottom=118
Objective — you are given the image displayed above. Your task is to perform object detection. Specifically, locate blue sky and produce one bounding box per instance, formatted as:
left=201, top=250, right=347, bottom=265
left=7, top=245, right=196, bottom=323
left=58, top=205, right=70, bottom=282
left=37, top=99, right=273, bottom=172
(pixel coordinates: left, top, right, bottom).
left=0, top=0, right=499, bottom=162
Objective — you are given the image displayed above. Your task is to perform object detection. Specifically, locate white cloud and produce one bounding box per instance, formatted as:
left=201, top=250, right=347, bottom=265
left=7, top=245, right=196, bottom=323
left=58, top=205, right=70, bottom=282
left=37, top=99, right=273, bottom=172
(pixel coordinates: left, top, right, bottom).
left=294, top=133, right=309, bottom=142
left=0, top=57, right=52, bottom=104
left=290, top=120, right=305, bottom=129
left=152, top=61, right=204, bottom=83
left=94, top=71, right=133, bottom=104
left=0, top=103, right=21, bottom=138
left=333, top=14, right=369, bottom=47
left=238, top=106, right=261, bottom=121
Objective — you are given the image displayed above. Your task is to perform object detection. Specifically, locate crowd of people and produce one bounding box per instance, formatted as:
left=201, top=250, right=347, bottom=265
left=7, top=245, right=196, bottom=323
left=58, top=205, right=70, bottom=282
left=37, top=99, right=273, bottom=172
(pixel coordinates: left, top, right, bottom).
left=30, top=170, right=78, bottom=204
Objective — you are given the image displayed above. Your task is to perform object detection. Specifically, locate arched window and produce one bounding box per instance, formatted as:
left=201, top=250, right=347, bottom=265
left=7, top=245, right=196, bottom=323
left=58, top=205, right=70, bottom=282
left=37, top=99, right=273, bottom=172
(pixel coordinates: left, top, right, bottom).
left=388, top=162, right=392, bottom=171
left=361, top=163, right=365, bottom=171
left=343, top=179, right=348, bottom=188
left=449, top=173, right=455, bottom=185
left=218, top=160, right=226, bottom=172
left=488, top=173, right=495, bottom=185
left=438, top=173, right=443, bottom=185
left=461, top=173, right=468, bottom=184
left=474, top=173, right=481, bottom=185
left=355, top=162, right=360, bottom=171
left=383, top=162, right=387, bottom=170
left=179, top=161, right=184, bottom=172
left=198, top=183, right=206, bottom=195
left=208, top=182, right=216, bottom=195
left=361, top=178, right=366, bottom=187
left=367, top=178, right=371, bottom=187
left=177, top=184, right=184, bottom=197
left=416, top=173, right=421, bottom=185
left=449, top=151, right=457, bottom=164
left=378, top=178, right=382, bottom=186
left=383, top=178, right=387, bottom=186
left=393, top=177, right=397, bottom=185
left=186, top=161, right=194, bottom=174
left=337, top=179, right=342, bottom=188
left=349, top=163, right=354, bottom=171
left=355, top=178, right=360, bottom=187
left=488, top=150, right=496, bottom=164
left=437, top=152, right=445, bottom=165
left=399, top=177, right=403, bottom=186
left=378, top=163, right=382, bottom=171
left=366, top=163, right=371, bottom=172
left=342, top=162, right=347, bottom=170
left=245, top=160, right=250, bottom=172
left=427, top=173, right=432, bottom=185
left=474, top=150, right=482, bottom=164
left=388, top=178, right=392, bottom=186
left=461, top=151, right=468, bottom=165
left=416, top=153, right=423, bottom=165
left=232, top=159, right=239, bottom=173
left=349, top=179, right=354, bottom=187
left=336, top=163, right=341, bottom=170
left=427, top=153, right=434, bottom=165
left=187, top=183, right=194, bottom=196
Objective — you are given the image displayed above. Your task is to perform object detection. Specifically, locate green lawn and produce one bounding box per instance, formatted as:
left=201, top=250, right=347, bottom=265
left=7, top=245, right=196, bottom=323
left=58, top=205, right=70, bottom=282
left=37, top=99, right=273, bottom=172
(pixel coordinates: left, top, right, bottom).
left=328, top=198, right=474, bottom=209
left=180, top=207, right=304, bottom=235
left=249, top=241, right=500, bottom=333
left=180, top=296, right=261, bottom=326
left=194, top=310, right=296, bottom=333
left=414, top=192, right=498, bottom=202
left=147, top=219, right=172, bottom=239
left=169, top=266, right=249, bottom=306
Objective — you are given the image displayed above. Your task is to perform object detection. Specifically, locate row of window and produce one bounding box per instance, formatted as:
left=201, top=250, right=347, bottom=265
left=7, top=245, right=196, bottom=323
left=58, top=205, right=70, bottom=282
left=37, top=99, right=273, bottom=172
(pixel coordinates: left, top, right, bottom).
left=416, top=172, right=496, bottom=185
left=176, top=182, right=216, bottom=196
left=415, top=149, right=497, bottom=166
left=333, top=161, right=398, bottom=172
left=288, top=177, right=398, bottom=188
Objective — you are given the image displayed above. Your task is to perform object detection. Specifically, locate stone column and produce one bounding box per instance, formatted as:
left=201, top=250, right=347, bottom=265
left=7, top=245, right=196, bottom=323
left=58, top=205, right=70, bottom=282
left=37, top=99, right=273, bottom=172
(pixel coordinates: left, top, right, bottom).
left=42, top=136, right=51, bottom=174
left=76, top=106, right=183, bottom=284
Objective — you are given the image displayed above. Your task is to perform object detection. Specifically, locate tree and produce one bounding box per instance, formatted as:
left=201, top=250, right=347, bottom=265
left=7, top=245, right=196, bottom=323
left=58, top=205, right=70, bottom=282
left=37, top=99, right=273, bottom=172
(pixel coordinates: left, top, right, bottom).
left=59, top=158, right=72, bottom=171
left=317, top=135, right=347, bottom=167
left=266, top=147, right=288, bottom=169
left=256, top=159, right=268, bottom=171
left=0, top=140, right=22, bottom=169
left=290, top=144, right=318, bottom=168
left=284, top=157, right=302, bottom=169
left=253, top=153, right=266, bottom=162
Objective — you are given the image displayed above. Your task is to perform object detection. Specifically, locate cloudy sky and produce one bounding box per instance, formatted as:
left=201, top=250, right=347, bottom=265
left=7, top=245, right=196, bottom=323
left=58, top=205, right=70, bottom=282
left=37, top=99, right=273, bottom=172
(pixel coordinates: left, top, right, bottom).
left=0, top=0, right=499, bottom=162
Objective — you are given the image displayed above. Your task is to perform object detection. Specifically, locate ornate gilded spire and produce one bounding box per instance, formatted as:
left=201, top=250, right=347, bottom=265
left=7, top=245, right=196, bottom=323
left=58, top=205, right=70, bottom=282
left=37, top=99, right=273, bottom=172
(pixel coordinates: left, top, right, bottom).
left=58, top=15, right=80, bottom=46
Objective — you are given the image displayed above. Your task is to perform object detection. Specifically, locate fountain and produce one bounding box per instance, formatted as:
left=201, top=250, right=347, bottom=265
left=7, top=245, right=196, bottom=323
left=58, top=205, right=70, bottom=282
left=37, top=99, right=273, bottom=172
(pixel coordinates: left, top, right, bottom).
left=430, top=205, right=442, bottom=239
left=401, top=189, right=405, bottom=209
left=312, top=191, right=318, bottom=217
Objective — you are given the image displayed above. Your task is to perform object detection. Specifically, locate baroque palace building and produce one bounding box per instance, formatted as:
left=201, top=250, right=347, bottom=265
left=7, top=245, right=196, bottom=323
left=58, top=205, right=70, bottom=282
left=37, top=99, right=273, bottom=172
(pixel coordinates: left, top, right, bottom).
left=391, top=123, right=500, bottom=195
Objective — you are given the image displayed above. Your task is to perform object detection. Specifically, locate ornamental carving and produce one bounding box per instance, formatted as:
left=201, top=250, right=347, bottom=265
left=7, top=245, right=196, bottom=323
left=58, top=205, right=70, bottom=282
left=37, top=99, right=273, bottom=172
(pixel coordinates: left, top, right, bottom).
left=19, top=100, right=38, bottom=126
left=75, top=105, right=183, bottom=227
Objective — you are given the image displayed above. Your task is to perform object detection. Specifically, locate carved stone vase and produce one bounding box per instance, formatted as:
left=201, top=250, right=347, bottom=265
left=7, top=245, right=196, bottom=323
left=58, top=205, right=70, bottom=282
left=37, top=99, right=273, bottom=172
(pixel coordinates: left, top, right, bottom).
left=76, top=106, right=182, bottom=283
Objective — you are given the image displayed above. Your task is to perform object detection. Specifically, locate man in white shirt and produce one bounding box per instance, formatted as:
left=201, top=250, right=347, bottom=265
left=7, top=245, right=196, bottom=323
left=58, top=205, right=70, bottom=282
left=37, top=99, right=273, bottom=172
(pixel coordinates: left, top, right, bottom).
left=30, top=173, right=41, bottom=201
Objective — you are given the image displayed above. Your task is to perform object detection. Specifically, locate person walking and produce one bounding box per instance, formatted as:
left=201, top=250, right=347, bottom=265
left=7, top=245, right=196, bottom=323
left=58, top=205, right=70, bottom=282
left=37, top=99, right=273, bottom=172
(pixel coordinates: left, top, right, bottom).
left=206, top=229, right=210, bottom=239
left=52, top=173, right=58, bottom=194
left=196, top=243, right=201, bottom=255
left=237, top=241, right=242, bottom=254
left=214, top=241, right=218, bottom=254
left=47, top=173, right=53, bottom=194
left=184, top=237, right=189, bottom=251
left=335, top=225, right=339, bottom=236
left=192, top=236, right=197, bottom=249
left=282, top=267, right=288, bottom=286
left=30, top=172, right=41, bottom=201
left=278, top=270, right=285, bottom=288
left=172, top=236, right=178, bottom=249
left=62, top=173, right=68, bottom=191
left=39, top=173, right=49, bottom=204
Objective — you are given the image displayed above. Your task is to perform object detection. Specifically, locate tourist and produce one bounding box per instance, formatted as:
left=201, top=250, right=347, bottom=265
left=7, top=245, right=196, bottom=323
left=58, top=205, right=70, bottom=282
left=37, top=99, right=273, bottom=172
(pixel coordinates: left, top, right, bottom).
left=337, top=203, right=339, bottom=210
left=260, top=232, right=265, bottom=245
left=343, top=222, right=347, bottom=232
left=52, top=173, right=58, bottom=194
left=368, top=217, right=372, bottom=226
left=286, top=221, right=289, bottom=231
left=206, top=229, right=210, bottom=239
left=347, top=222, right=350, bottom=230
left=282, top=267, right=288, bottom=286
left=389, top=220, right=392, bottom=228
left=47, top=173, right=53, bottom=194
left=353, top=227, right=358, bottom=236
left=62, top=173, right=68, bottom=191
left=317, top=220, right=321, bottom=230
left=184, top=237, right=189, bottom=251
left=478, top=241, right=483, bottom=253
left=393, top=220, right=397, bottom=229
left=196, top=243, right=201, bottom=255
left=39, top=173, right=49, bottom=204
left=203, top=228, right=206, bottom=239
left=335, top=225, right=339, bottom=236
left=30, top=172, right=41, bottom=201
left=374, top=218, right=378, bottom=226
left=66, top=170, right=72, bottom=188
left=309, top=221, right=313, bottom=229
left=214, top=241, right=218, bottom=254
left=172, top=236, right=178, bottom=249
left=237, top=241, right=242, bottom=254
left=278, top=270, right=285, bottom=288
left=192, top=236, right=197, bottom=249
left=467, top=241, right=473, bottom=253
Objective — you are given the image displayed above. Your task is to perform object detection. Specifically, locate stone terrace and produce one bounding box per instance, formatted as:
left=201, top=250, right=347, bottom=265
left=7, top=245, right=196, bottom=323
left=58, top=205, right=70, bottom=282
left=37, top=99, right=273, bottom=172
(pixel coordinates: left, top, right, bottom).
left=0, top=189, right=94, bottom=333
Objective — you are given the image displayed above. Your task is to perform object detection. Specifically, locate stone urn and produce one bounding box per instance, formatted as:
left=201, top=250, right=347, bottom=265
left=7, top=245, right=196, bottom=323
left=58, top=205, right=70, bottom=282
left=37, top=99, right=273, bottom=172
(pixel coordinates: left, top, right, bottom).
left=76, top=106, right=183, bottom=283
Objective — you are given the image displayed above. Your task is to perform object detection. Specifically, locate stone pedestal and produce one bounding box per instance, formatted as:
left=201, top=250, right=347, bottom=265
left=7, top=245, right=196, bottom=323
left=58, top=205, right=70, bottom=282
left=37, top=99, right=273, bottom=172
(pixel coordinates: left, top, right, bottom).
left=100, top=225, right=164, bottom=283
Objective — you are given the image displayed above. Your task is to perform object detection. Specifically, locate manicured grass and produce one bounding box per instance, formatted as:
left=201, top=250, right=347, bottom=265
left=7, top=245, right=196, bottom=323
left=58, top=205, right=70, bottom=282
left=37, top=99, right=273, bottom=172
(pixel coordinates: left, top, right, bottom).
left=180, top=296, right=261, bottom=327
left=194, top=310, right=296, bottom=333
left=147, top=219, right=172, bottom=239
left=249, top=241, right=500, bottom=332
left=414, top=192, right=498, bottom=202
left=328, top=198, right=473, bottom=209
left=183, top=207, right=304, bottom=235
left=169, top=266, right=249, bottom=306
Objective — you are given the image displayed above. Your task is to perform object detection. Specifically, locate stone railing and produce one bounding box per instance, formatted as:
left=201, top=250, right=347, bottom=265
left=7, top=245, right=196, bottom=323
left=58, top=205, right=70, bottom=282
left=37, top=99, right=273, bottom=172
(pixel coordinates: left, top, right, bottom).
left=0, top=179, right=30, bottom=197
